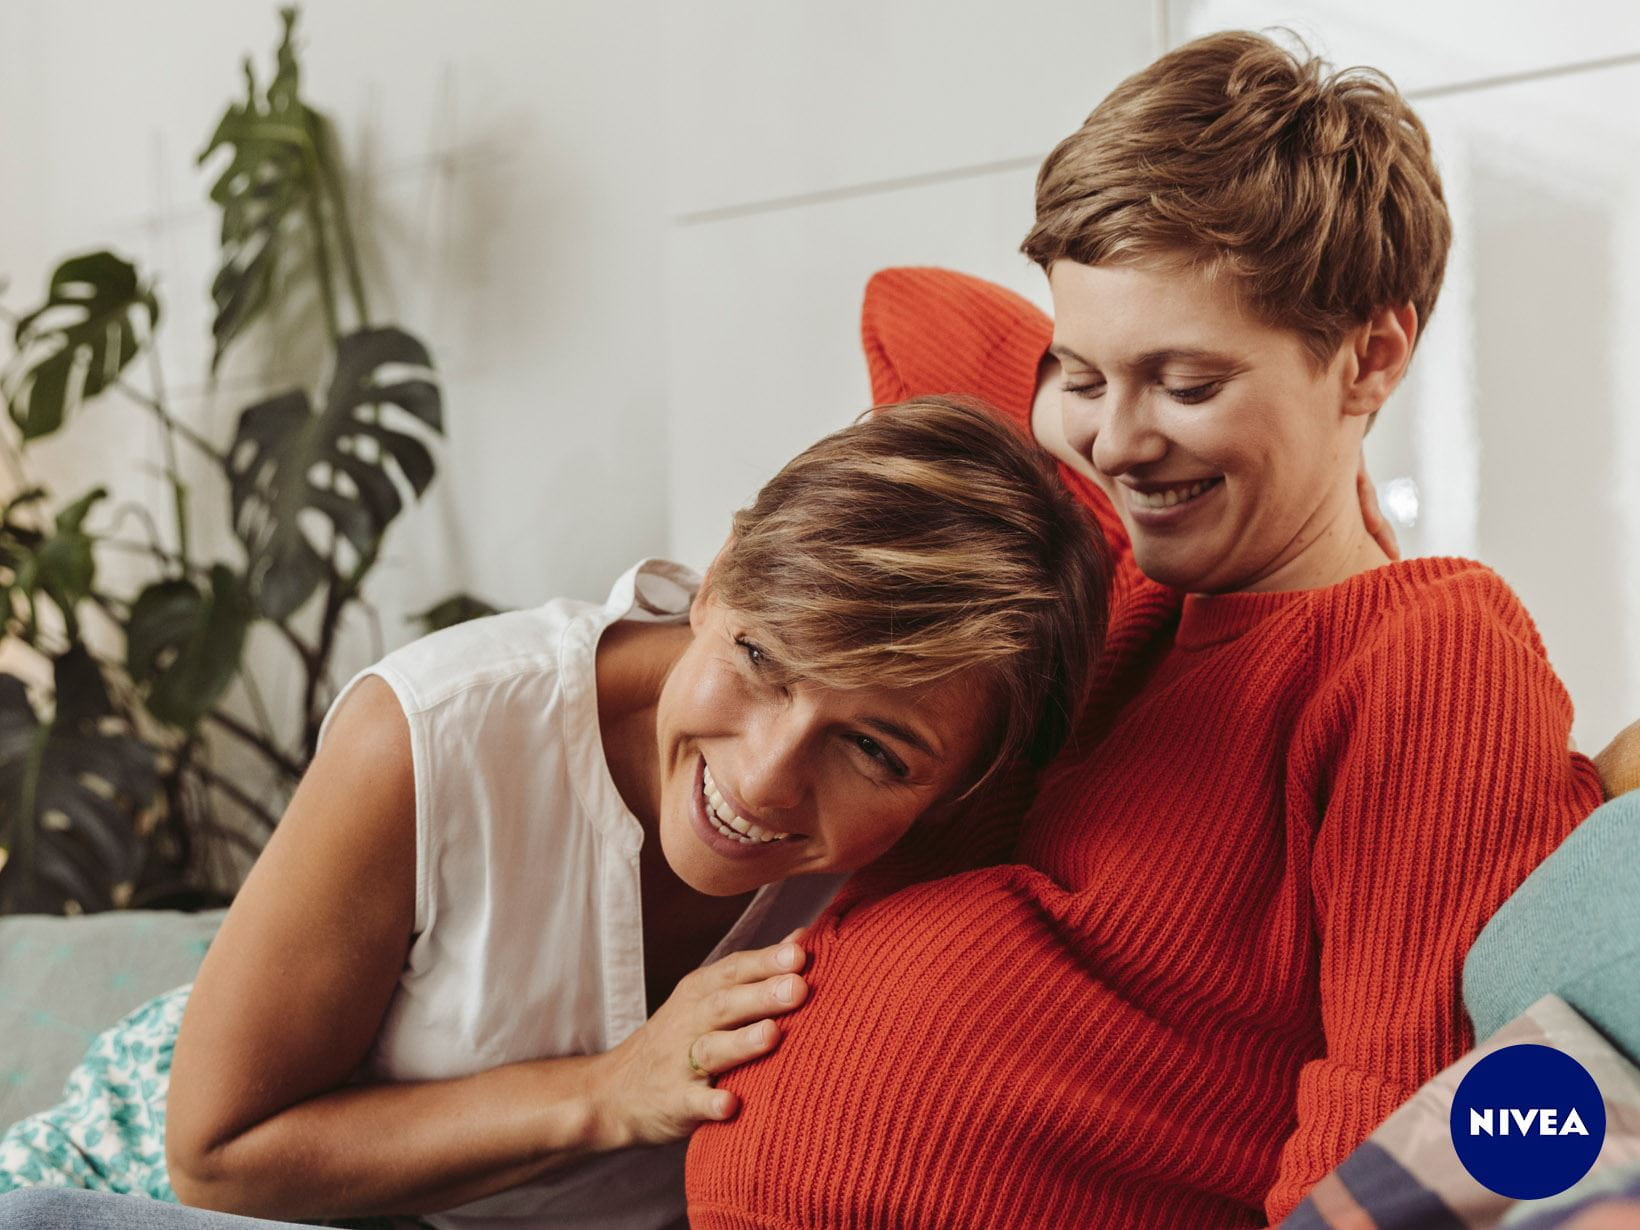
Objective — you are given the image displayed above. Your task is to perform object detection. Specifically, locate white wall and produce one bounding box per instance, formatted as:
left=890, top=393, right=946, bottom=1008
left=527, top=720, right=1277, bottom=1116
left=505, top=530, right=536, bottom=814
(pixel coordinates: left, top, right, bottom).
left=2, top=2, right=1635, bottom=860
left=0, top=1, right=675, bottom=878
left=669, top=0, right=1640, bottom=754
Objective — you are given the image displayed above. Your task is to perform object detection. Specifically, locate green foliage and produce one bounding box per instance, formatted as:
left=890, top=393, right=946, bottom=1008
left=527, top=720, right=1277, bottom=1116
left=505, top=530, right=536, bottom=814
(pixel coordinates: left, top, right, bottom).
left=0, top=7, right=487, bottom=915
left=0, top=648, right=159, bottom=915
left=126, top=566, right=254, bottom=731
left=411, top=594, right=502, bottom=636
left=1, top=253, right=157, bottom=440
left=230, top=327, right=442, bottom=620
left=1, top=488, right=108, bottom=643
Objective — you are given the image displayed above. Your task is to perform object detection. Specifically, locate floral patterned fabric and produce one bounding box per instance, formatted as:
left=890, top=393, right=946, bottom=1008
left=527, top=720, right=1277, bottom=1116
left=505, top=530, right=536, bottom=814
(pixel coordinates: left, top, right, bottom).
left=0, top=984, right=428, bottom=1229
left=0, top=984, right=188, bottom=1200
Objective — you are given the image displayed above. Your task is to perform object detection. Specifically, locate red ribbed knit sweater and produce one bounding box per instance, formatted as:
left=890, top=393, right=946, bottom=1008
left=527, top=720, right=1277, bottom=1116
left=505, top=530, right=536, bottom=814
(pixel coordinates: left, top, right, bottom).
left=685, top=268, right=1604, bottom=1228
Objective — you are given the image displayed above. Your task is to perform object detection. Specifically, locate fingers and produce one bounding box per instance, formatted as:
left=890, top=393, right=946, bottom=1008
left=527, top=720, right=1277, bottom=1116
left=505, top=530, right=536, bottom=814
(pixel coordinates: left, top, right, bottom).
left=684, top=1083, right=739, bottom=1124
left=689, top=1018, right=784, bottom=1079
left=1356, top=462, right=1402, bottom=562
left=703, top=971, right=809, bottom=1032
left=700, top=937, right=807, bottom=992
left=1356, top=466, right=1384, bottom=535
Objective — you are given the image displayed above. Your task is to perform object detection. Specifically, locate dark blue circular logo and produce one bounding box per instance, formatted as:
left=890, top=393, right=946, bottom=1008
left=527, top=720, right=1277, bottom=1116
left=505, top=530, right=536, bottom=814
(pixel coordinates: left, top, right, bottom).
left=1450, top=1043, right=1606, bottom=1200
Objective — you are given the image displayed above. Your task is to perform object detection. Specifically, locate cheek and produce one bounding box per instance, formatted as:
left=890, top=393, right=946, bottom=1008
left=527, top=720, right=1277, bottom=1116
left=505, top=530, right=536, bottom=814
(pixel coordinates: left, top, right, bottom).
left=1061, top=393, right=1097, bottom=454
left=1184, top=398, right=1293, bottom=500
left=825, top=786, right=928, bottom=863
left=668, top=661, right=749, bottom=732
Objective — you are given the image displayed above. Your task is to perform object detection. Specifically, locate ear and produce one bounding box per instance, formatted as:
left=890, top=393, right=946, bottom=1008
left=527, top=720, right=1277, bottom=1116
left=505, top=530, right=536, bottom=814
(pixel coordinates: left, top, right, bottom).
left=1342, top=303, right=1418, bottom=420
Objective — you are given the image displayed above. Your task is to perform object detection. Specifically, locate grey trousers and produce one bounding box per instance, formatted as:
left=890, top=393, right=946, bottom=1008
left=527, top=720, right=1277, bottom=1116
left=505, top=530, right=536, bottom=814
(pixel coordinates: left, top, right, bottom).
left=0, top=1189, right=311, bottom=1228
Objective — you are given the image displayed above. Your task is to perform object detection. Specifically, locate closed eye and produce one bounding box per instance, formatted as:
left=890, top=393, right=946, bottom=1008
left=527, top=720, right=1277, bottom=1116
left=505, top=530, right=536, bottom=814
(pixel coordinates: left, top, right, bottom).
left=1166, top=382, right=1221, bottom=404
left=1061, top=379, right=1104, bottom=399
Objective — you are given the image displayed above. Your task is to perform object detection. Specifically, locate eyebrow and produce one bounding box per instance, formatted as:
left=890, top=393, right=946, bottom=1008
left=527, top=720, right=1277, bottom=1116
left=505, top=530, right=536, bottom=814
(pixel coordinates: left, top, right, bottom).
left=859, top=716, right=939, bottom=761
left=1049, top=343, right=1235, bottom=369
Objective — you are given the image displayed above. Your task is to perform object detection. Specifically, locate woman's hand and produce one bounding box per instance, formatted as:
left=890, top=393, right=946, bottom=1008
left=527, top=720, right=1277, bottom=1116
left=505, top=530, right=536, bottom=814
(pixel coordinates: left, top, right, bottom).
left=1358, top=459, right=1401, bottom=562
left=591, top=929, right=811, bottom=1149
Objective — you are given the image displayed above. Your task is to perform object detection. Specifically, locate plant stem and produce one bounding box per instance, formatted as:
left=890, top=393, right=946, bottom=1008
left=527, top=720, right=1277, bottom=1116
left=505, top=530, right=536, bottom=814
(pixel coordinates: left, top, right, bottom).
left=270, top=616, right=320, bottom=671
left=303, top=160, right=342, bottom=342
left=115, top=379, right=227, bottom=466
left=318, top=122, right=371, bottom=327
left=235, top=664, right=282, bottom=757
left=359, top=595, right=385, bottom=664
left=99, top=536, right=211, bottom=584
left=205, top=706, right=305, bottom=783
left=187, top=759, right=283, bottom=834
left=301, top=573, right=346, bottom=759
left=143, top=343, right=191, bottom=571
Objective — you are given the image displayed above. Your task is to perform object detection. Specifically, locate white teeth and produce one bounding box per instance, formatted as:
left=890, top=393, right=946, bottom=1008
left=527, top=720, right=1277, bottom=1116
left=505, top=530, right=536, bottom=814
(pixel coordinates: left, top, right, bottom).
left=701, top=764, right=794, bottom=844
left=1129, top=478, right=1218, bottom=509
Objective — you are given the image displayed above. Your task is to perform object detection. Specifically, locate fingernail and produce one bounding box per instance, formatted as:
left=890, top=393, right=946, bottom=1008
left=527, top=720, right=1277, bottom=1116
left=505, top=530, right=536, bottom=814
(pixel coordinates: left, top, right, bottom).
left=778, top=943, right=800, bottom=969
left=776, top=976, right=797, bottom=1004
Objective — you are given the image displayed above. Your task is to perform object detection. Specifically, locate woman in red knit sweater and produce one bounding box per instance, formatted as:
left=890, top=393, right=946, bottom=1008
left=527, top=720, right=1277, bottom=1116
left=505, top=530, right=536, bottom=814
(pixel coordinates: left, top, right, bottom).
left=685, top=31, right=1608, bottom=1229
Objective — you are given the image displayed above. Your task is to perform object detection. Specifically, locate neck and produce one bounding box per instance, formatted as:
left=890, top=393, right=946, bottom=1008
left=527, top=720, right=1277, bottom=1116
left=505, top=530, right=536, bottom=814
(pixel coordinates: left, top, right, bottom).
left=1239, top=489, right=1392, bottom=594
left=596, top=620, right=692, bottom=831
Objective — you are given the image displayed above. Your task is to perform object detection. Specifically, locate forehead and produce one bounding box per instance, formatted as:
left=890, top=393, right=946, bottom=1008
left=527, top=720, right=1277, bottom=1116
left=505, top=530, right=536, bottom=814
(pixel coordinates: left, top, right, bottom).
left=1046, top=258, right=1283, bottom=364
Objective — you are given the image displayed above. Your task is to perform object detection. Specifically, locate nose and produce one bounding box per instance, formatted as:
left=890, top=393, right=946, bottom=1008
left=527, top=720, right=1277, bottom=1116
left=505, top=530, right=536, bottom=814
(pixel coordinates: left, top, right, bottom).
left=732, top=709, right=811, bottom=818
left=1082, top=383, right=1168, bottom=479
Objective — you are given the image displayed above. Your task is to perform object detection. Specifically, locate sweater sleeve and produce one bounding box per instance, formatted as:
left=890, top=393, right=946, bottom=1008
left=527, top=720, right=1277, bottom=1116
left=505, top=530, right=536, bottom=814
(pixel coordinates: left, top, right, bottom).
left=1264, top=577, right=1605, bottom=1224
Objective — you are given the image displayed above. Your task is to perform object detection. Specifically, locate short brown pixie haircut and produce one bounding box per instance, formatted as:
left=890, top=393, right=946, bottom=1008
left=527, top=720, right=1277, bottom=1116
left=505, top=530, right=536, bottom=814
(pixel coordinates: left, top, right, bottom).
left=705, top=397, right=1108, bottom=797
left=1022, top=29, right=1452, bottom=365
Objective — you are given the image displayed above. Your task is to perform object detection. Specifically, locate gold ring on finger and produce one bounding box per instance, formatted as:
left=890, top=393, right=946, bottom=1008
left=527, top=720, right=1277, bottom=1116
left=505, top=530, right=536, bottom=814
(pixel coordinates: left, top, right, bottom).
left=687, top=1038, right=709, bottom=1078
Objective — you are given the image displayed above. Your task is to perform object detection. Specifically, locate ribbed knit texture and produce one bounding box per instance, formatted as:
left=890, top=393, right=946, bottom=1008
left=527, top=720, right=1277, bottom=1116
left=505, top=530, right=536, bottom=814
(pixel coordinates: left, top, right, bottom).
left=685, top=267, right=1605, bottom=1229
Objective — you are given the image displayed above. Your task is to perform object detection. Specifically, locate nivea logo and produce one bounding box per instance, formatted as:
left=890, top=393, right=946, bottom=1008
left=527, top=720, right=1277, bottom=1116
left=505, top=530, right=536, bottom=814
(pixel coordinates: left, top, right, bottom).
left=1450, top=1043, right=1606, bottom=1199
left=1467, top=1107, right=1590, bottom=1136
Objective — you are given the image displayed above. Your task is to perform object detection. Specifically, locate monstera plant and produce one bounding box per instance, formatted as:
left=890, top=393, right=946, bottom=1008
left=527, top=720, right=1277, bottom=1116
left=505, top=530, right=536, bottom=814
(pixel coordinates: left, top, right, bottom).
left=0, top=8, right=489, bottom=915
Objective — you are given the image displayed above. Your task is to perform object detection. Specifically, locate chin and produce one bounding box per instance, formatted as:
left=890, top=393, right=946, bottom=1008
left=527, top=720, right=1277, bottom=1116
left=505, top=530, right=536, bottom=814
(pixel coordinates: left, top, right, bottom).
left=1129, top=546, right=1206, bottom=592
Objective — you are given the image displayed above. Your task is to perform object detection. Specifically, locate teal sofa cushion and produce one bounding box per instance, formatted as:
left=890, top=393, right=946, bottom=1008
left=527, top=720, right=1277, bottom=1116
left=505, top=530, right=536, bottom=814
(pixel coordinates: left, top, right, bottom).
left=0, top=908, right=228, bottom=1127
left=1464, top=791, right=1640, bottom=1059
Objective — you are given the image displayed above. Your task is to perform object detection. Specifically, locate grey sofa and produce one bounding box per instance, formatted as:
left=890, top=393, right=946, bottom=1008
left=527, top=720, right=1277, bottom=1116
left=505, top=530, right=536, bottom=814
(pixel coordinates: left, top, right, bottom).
left=0, top=908, right=229, bottom=1128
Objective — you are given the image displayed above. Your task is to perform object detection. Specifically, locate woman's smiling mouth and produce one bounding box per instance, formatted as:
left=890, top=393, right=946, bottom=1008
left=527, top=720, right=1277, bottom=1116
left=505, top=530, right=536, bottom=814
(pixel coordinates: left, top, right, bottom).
left=1121, top=476, right=1224, bottom=525
left=698, top=759, right=802, bottom=846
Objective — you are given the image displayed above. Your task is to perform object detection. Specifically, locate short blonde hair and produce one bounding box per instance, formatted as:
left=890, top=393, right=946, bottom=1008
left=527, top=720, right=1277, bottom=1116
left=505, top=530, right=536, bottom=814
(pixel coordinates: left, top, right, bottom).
left=1021, top=29, right=1451, bottom=365
left=707, top=397, right=1108, bottom=795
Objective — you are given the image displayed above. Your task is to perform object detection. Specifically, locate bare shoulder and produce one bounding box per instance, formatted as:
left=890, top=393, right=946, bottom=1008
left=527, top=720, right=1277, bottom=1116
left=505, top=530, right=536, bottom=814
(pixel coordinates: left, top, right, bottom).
left=168, top=673, right=417, bottom=1161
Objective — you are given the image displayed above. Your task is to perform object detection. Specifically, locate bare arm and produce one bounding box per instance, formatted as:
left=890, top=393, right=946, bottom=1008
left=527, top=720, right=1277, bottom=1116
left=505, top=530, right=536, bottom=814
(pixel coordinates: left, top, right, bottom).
left=166, top=676, right=807, bottom=1220
left=165, top=675, right=614, bottom=1218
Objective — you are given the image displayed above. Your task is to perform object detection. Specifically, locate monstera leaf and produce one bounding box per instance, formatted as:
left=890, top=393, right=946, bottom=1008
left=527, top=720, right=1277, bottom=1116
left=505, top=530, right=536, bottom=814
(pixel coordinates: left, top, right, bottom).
left=1, top=253, right=157, bottom=440
left=229, top=326, right=442, bottom=620
left=5, top=488, right=107, bottom=641
left=125, top=564, right=254, bottom=730
left=198, top=6, right=334, bottom=368
left=0, top=489, right=47, bottom=622
left=0, top=647, right=158, bottom=915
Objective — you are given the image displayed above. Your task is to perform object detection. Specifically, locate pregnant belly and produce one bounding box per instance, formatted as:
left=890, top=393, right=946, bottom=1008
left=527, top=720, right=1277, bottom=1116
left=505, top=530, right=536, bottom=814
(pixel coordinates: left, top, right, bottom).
left=684, top=864, right=1279, bottom=1230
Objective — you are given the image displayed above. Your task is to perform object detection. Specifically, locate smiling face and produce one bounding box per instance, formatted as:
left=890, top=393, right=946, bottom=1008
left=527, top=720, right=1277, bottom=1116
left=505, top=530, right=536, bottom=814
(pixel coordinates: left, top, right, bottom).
left=651, top=585, right=991, bottom=897
left=1045, top=257, right=1402, bottom=595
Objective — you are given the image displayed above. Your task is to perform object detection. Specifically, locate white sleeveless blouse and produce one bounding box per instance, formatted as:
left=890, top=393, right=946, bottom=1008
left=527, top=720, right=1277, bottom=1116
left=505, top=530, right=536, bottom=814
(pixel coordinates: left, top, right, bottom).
left=316, top=559, right=843, bottom=1230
